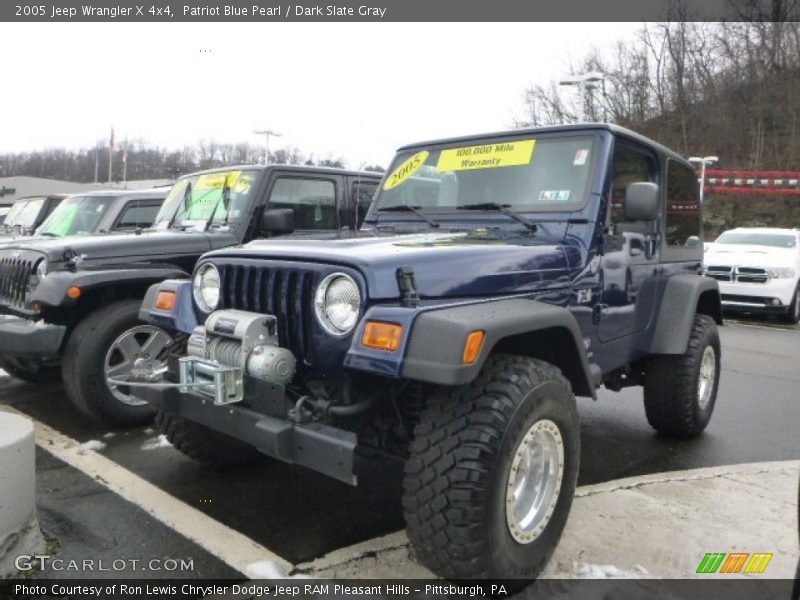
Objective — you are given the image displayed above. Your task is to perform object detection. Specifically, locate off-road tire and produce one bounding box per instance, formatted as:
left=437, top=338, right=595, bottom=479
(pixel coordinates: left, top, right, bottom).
left=62, top=299, right=157, bottom=427
left=0, top=357, right=61, bottom=384
left=643, top=313, right=720, bottom=438
left=156, top=411, right=261, bottom=467
left=402, top=354, right=580, bottom=583
left=781, top=285, right=800, bottom=325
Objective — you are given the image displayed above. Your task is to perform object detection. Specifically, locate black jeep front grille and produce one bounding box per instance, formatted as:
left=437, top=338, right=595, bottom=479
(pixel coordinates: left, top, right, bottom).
left=218, top=264, right=318, bottom=365
left=0, top=253, right=36, bottom=309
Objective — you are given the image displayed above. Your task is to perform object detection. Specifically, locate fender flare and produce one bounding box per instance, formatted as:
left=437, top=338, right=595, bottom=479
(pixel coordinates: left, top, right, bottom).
left=31, top=267, right=189, bottom=307
left=649, top=273, right=722, bottom=355
left=401, top=297, right=597, bottom=398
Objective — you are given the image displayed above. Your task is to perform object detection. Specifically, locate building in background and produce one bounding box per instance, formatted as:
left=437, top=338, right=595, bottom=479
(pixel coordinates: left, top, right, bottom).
left=0, top=176, right=173, bottom=207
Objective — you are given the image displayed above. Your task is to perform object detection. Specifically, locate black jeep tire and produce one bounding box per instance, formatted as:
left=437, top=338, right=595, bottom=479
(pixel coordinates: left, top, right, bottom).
left=643, top=314, right=720, bottom=438
left=62, top=299, right=167, bottom=427
left=780, top=285, right=800, bottom=325
left=0, top=357, right=61, bottom=384
left=156, top=411, right=261, bottom=467
left=403, top=354, right=580, bottom=583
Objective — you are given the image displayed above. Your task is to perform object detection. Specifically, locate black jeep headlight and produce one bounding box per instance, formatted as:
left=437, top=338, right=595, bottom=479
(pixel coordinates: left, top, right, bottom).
left=193, top=263, right=221, bottom=312
left=314, top=273, right=360, bottom=336
left=26, top=259, right=48, bottom=295
left=36, top=260, right=48, bottom=279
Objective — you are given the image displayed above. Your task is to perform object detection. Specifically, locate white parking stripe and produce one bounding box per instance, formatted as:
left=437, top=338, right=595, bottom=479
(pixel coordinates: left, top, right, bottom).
left=0, top=406, right=293, bottom=578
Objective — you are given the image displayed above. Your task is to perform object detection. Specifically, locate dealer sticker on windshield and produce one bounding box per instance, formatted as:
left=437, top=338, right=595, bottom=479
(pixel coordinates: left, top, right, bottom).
left=383, top=151, right=430, bottom=190
left=196, top=171, right=241, bottom=190
left=436, top=140, right=536, bottom=172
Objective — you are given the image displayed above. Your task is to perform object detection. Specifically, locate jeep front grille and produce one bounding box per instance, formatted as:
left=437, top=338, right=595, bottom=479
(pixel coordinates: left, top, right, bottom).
left=0, top=254, right=36, bottom=309
left=217, top=264, right=317, bottom=365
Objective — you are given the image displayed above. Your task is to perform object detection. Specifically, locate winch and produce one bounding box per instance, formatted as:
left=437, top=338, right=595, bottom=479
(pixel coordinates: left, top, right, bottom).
left=180, top=310, right=297, bottom=404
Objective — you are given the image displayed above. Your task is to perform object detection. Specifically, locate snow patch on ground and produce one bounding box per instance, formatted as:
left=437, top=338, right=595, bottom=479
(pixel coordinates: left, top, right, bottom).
left=141, top=435, right=172, bottom=451
left=143, top=427, right=155, bottom=435
left=0, top=369, right=8, bottom=379
left=574, top=563, right=650, bottom=578
left=244, top=560, right=312, bottom=579
left=101, top=432, right=117, bottom=439
left=79, top=440, right=107, bottom=452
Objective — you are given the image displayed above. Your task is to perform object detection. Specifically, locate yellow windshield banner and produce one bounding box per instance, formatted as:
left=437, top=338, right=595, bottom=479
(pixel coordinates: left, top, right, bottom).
left=383, top=151, right=429, bottom=190
left=436, top=140, right=536, bottom=172
left=196, top=171, right=241, bottom=190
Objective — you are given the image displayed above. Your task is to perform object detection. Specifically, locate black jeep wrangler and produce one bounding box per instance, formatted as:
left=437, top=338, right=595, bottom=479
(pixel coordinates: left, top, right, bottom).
left=128, top=125, right=722, bottom=583
left=0, top=165, right=381, bottom=426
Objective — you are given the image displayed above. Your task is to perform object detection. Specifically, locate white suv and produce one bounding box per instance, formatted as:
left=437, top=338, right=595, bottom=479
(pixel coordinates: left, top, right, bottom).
left=704, top=227, right=800, bottom=324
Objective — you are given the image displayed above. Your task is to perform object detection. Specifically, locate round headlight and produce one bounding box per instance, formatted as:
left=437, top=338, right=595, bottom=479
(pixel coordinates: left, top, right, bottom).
left=193, top=263, right=220, bottom=312
left=36, top=260, right=48, bottom=279
left=314, top=273, right=361, bottom=335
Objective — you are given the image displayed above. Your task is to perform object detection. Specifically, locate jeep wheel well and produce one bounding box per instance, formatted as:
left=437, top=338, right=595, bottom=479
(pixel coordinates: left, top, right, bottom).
left=491, top=327, right=593, bottom=397
left=44, top=282, right=157, bottom=328
left=696, top=289, right=723, bottom=324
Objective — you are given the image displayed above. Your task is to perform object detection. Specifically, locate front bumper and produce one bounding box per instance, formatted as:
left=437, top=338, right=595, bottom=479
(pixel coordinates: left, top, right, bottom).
left=719, top=279, right=798, bottom=314
left=0, top=317, right=67, bottom=358
left=137, top=373, right=358, bottom=485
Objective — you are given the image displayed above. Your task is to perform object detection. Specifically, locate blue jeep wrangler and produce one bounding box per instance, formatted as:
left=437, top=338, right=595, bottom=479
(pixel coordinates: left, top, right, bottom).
left=124, top=124, right=722, bottom=582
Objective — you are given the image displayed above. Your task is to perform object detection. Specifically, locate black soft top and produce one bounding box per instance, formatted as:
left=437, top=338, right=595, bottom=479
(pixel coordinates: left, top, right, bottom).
left=179, top=164, right=384, bottom=180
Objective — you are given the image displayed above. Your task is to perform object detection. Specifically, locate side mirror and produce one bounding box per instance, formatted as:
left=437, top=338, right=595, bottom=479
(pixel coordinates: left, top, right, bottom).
left=624, top=182, right=660, bottom=221
left=260, top=208, right=295, bottom=235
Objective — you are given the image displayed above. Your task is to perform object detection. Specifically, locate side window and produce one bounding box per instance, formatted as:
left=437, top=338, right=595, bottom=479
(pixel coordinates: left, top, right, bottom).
left=268, top=178, right=337, bottom=230
left=352, top=181, right=378, bottom=227
left=609, top=142, right=658, bottom=233
left=115, top=201, right=162, bottom=229
left=665, top=161, right=701, bottom=248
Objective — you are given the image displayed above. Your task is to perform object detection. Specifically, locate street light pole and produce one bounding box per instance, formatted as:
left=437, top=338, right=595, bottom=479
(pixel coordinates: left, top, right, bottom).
left=254, top=129, right=282, bottom=165
left=558, top=72, right=607, bottom=122
left=688, top=155, right=719, bottom=203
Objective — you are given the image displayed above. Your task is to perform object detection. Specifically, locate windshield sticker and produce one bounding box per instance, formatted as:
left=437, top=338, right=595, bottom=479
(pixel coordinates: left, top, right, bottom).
left=539, top=190, right=571, bottom=202
left=574, top=149, right=589, bottom=166
left=384, top=151, right=430, bottom=190
left=44, top=204, right=77, bottom=236
left=436, top=140, right=536, bottom=172
left=196, top=171, right=241, bottom=190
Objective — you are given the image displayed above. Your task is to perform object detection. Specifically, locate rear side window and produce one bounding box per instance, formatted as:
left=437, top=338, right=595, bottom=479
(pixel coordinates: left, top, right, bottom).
left=115, top=200, right=161, bottom=229
left=352, top=181, right=378, bottom=227
left=609, top=142, right=658, bottom=233
left=665, top=161, right=701, bottom=248
left=268, top=178, right=337, bottom=230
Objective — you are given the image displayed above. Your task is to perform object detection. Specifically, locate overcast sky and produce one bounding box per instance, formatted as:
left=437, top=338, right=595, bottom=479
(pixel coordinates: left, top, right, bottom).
left=1, top=22, right=641, bottom=167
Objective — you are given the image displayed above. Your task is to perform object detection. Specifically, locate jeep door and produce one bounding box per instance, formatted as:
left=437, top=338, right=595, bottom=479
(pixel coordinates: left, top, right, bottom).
left=597, top=139, right=660, bottom=342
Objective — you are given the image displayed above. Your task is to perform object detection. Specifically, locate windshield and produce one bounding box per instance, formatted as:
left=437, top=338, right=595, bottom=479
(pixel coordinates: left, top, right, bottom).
left=152, top=169, right=260, bottom=231
left=373, top=135, right=598, bottom=214
left=38, top=195, right=115, bottom=237
left=4, top=198, right=45, bottom=230
left=715, top=231, right=797, bottom=248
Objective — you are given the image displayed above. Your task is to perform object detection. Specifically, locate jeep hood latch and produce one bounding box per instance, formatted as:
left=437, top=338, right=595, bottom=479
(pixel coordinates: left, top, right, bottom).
left=396, top=266, right=420, bottom=307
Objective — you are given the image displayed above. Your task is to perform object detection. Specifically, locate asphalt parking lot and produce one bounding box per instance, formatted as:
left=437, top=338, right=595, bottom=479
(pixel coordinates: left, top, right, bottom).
left=1, top=316, right=798, bottom=579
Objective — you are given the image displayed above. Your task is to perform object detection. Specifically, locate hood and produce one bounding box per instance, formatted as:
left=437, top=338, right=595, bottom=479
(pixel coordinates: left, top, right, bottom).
left=705, top=244, right=798, bottom=268
left=208, top=230, right=578, bottom=300
left=0, top=229, right=215, bottom=264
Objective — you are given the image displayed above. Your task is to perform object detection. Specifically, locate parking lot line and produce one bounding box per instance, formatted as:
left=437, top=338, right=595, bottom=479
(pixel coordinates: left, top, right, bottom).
left=0, top=405, right=293, bottom=578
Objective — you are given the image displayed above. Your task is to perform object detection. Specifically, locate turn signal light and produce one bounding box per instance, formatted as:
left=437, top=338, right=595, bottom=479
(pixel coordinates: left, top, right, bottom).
left=66, top=286, right=81, bottom=300
left=155, top=290, right=177, bottom=311
left=362, top=321, right=403, bottom=352
left=462, top=330, right=485, bottom=364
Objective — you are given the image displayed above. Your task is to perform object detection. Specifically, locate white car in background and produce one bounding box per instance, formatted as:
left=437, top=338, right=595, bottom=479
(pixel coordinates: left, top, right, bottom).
left=704, top=227, right=800, bottom=324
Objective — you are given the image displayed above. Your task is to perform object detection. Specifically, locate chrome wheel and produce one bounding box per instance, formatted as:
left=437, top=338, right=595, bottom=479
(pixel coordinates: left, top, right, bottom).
left=505, top=418, right=565, bottom=544
left=105, top=325, right=172, bottom=406
left=697, top=345, right=717, bottom=410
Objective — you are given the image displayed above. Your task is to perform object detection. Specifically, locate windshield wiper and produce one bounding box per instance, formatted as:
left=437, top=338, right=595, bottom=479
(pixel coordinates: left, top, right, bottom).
left=38, top=232, right=60, bottom=237
left=378, top=205, right=440, bottom=228
left=457, top=203, right=538, bottom=231
left=167, top=181, right=193, bottom=230
left=206, top=182, right=231, bottom=231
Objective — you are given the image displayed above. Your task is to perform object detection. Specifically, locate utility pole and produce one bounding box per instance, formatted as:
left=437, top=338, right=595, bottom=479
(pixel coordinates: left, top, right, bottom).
left=254, top=129, right=282, bottom=165
left=108, top=127, right=115, bottom=184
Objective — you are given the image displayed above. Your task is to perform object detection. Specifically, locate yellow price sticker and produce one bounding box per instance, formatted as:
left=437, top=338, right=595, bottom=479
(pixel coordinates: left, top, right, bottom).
left=436, top=140, right=536, bottom=172
left=196, top=171, right=241, bottom=190
left=383, top=151, right=429, bottom=190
